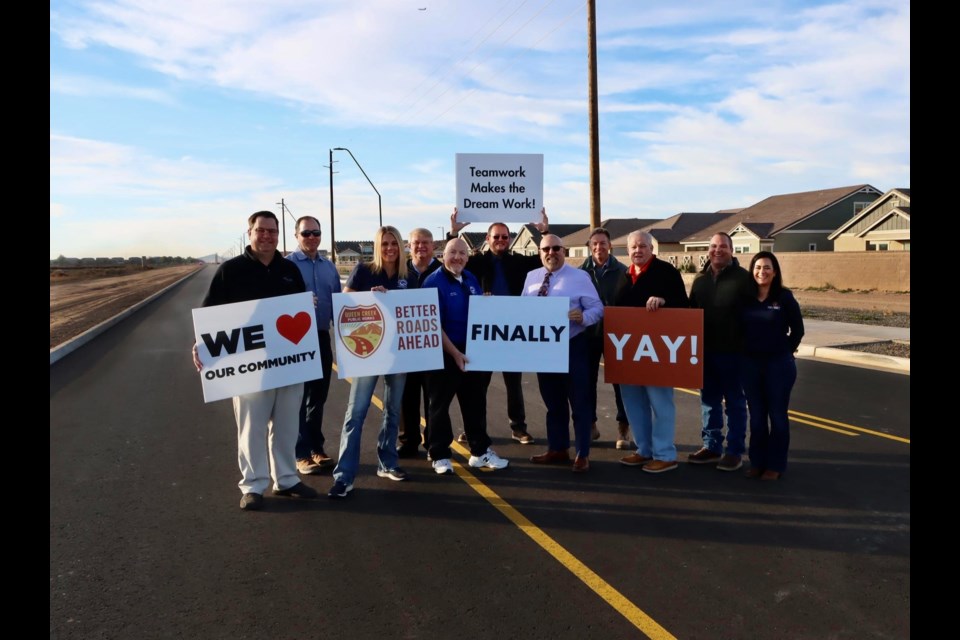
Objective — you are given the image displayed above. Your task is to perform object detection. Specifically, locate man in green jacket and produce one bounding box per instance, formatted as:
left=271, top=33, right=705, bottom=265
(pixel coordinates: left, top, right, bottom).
left=580, top=227, right=633, bottom=450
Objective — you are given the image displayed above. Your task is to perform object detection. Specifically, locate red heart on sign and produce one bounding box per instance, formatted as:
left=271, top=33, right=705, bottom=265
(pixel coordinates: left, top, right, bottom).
left=276, top=312, right=312, bottom=345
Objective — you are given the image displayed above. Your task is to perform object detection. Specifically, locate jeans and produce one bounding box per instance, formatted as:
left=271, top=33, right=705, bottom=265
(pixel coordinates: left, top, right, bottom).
left=741, top=353, right=797, bottom=473
left=699, top=351, right=747, bottom=456
left=295, top=330, right=333, bottom=459
left=620, top=385, right=677, bottom=461
left=332, top=373, right=406, bottom=485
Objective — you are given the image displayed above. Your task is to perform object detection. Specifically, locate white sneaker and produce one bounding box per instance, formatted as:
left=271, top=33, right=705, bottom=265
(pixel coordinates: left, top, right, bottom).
left=468, top=448, right=509, bottom=470
left=432, top=458, right=454, bottom=475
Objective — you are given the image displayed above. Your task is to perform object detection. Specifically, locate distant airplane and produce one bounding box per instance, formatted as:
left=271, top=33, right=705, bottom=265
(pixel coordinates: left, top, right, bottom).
left=418, top=7, right=426, bottom=10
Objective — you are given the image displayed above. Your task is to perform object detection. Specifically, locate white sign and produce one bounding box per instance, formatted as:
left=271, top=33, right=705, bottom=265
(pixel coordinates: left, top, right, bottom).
left=455, top=153, right=544, bottom=223
left=464, top=295, right=569, bottom=372
left=192, top=292, right=322, bottom=403
left=332, top=288, right=444, bottom=378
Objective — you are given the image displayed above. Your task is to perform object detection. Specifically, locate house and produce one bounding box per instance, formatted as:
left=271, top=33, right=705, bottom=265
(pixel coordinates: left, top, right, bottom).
left=511, top=223, right=589, bottom=256
left=334, top=241, right=374, bottom=267
left=828, top=188, right=910, bottom=252
left=631, top=212, right=736, bottom=253
left=561, top=218, right=660, bottom=260
left=680, top=185, right=883, bottom=254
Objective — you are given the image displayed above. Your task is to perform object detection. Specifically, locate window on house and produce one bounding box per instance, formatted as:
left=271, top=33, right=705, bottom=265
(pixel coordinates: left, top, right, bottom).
left=853, top=201, right=871, bottom=214
left=808, top=243, right=817, bottom=251
left=734, top=245, right=750, bottom=254
left=867, top=242, right=889, bottom=251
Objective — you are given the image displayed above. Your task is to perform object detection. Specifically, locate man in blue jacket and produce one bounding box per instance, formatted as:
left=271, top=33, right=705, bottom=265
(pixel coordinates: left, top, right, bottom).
left=421, top=238, right=509, bottom=474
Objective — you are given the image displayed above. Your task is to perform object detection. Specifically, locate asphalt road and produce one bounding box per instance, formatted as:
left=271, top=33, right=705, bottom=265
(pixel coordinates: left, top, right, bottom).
left=50, top=266, right=910, bottom=640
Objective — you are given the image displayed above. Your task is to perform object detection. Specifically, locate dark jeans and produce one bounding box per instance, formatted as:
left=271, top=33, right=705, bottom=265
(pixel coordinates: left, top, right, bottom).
left=741, top=353, right=797, bottom=473
left=586, top=331, right=627, bottom=423
left=295, top=330, right=333, bottom=459
left=399, top=370, right=429, bottom=450
left=699, top=351, right=748, bottom=456
left=535, top=333, right=592, bottom=457
left=425, top=354, right=492, bottom=460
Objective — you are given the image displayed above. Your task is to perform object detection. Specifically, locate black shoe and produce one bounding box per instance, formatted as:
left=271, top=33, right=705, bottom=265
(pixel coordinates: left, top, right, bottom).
left=240, top=492, right=263, bottom=510
left=274, top=481, right=319, bottom=499
left=397, top=446, right=419, bottom=459
left=328, top=481, right=353, bottom=498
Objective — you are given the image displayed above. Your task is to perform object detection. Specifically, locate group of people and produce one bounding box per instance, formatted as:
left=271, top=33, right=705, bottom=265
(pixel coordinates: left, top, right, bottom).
left=193, top=209, right=804, bottom=511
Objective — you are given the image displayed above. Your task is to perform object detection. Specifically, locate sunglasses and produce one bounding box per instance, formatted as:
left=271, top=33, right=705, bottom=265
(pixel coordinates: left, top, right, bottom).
left=299, top=230, right=321, bottom=237
left=541, top=245, right=563, bottom=253
left=491, top=234, right=510, bottom=240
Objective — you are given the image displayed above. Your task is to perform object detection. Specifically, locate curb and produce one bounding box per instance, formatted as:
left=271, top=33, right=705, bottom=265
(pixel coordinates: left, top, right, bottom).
left=50, top=268, right=203, bottom=366
left=796, top=344, right=909, bottom=374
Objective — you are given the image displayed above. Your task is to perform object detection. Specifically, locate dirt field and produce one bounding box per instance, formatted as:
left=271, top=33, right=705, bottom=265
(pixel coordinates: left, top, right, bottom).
left=49, top=263, right=910, bottom=350
left=50, top=264, right=204, bottom=349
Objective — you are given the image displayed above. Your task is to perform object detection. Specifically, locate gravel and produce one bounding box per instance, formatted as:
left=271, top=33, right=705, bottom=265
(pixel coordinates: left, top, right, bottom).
left=803, top=306, right=910, bottom=359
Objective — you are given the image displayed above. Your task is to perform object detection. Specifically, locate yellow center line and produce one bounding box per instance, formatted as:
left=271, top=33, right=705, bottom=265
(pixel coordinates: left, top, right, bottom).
left=334, top=363, right=675, bottom=638
left=447, top=448, right=676, bottom=639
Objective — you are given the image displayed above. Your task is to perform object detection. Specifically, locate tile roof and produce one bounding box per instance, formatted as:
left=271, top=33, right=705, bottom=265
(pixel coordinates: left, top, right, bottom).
left=682, top=184, right=880, bottom=243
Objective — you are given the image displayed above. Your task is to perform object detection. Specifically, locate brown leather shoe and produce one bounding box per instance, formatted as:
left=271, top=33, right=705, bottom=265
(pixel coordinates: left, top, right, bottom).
left=641, top=459, right=678, bottom=474
left=312, top=450, right=333, bottom=467
left=530, top=450, right=571, bottom=464
left=744, top=467, right=763, bottom=478
left=572, top=456, right=589, bottom=472
left=760, top=470, right=781, bottom=481
left=620, top=453, right=652, bottom=467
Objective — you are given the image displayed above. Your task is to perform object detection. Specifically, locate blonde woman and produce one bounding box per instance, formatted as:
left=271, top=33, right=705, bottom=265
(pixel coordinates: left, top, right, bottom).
left=329, top=226, right=416, bottom=498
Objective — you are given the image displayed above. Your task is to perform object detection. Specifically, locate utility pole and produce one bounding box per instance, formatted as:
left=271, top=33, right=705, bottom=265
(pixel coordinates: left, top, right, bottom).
left=328, top=149, right=337, bottom=263
left=587, top=0, right=601, bottom=230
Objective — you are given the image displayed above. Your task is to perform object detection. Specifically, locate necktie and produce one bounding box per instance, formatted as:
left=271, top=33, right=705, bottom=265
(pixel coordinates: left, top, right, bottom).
left=537, top=271, right=552, bottom=297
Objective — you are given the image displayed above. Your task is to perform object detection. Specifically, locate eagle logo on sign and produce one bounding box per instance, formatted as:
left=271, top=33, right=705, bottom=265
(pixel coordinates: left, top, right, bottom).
left=338, top=304, right=385, bottom=358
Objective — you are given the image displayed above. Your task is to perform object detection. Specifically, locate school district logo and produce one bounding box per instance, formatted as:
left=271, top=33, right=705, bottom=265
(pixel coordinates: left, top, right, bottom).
left=338, top=304, right=385, bottom=358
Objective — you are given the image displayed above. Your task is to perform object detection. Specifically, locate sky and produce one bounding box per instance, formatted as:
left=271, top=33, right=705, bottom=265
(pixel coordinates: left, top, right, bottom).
left=50, top=0, right=910, bottom=261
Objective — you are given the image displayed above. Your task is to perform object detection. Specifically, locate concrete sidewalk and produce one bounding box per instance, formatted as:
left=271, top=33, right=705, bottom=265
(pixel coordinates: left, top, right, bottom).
left=797, top=319, right=909, bottom=374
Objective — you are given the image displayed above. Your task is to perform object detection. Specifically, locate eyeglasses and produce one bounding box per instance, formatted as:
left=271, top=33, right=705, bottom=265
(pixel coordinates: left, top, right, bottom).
left=299, top=230, right=321, bottom=237
left=540, top=245, right=563, bottom=253
left=491, top=234, right=510, bottom=240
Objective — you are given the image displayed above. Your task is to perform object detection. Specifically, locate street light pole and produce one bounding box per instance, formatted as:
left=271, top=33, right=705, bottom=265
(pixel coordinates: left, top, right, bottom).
left=277, top=197, right=287, bottom=255
left=333, top=147, right=382, bottom=228
left=328, top=149, right=337, bottom=263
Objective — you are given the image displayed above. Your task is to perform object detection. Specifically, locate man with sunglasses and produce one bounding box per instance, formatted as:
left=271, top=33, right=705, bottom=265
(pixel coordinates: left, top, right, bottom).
left=192, top=210, right=319, bottom=510
left=447, top=207, right=548, bottom=445
left=286, top=216, right=342, bottom=475
left=521, top=235, right=603, bottom=473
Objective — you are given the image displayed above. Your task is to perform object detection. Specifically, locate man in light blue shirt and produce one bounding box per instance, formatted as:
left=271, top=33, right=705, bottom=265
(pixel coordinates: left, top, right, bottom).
left=521, top=234, right=603, bottom=473
left=286, top=216, right=342, bottom=474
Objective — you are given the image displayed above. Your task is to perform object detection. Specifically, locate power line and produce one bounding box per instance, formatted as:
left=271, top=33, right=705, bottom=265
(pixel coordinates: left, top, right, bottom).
left=428, top=0, right=586, bottom=126
left=389, top=0, right=530, bottom=124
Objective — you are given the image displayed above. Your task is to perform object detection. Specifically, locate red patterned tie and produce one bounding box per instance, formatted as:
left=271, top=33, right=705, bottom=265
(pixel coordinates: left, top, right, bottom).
left=537, top=271, right=552, bottom=296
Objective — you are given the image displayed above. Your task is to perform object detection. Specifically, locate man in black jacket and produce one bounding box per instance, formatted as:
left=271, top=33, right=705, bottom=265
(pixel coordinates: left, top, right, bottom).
left=687, top=232, right=754, bottom=472
left=447, top=207, right=548, bottom=444
left=192, top=210, right=320, bottom=510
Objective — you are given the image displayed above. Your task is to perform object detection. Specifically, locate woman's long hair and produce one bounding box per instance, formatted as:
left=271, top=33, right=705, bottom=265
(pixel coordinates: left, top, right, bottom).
left=371, top=225, right=408, bottom=280
left=748, top=250, right=786, bottom=298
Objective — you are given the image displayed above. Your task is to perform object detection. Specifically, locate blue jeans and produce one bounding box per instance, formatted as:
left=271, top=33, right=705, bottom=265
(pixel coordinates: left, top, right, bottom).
left=620, top=385, right=677, bottom=461
left=332, top=373, right=406, bottom=485
left=741, top=354, right=797, bottom=473
left=699, top=351, right=747, bottom=456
